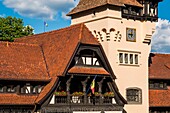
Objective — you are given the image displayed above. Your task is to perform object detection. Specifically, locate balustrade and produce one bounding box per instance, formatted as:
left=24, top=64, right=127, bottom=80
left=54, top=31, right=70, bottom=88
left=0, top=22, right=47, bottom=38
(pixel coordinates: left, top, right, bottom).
left=54, top=95, right=115, bottom=105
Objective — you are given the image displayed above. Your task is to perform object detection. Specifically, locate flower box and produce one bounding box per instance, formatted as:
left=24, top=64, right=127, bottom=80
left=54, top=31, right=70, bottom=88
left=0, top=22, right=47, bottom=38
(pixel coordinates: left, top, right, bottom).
left=103, top=92, right=114, bottom=97
left=54, top=91, right=67, bottom=96
left=88, top=92, right=100, bottom=96
left=72, top=92, right=84, bottom=96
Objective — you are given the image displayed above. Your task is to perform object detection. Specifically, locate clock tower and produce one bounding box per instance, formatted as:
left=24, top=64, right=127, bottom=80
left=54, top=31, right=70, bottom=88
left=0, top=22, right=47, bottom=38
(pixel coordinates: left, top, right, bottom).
left=67, top=0, right=163, bottom=113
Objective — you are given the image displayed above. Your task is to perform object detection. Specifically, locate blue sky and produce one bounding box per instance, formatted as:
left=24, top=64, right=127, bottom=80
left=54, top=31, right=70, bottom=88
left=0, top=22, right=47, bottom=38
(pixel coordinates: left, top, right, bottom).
left=0, top=0, right=170, bottom=53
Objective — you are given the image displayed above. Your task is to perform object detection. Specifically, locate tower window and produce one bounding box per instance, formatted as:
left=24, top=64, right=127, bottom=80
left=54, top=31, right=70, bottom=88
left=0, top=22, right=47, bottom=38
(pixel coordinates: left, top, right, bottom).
left=126, top=87, right=142, bottom=104
left=119, top=53, right=123, bottom=63
left=118, top=51, right=140, bottom=66
left=130, top=54, right=133, bottom=64
left=125, top=53, right=128, bottom=64
left=135, top=54, right=138, bottom=64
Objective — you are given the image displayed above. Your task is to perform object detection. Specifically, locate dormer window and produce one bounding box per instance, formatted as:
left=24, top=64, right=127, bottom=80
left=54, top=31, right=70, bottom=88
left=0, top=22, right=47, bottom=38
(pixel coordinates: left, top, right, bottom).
left=149, top=80, right=167, bottom=89
left=25, top=83, right=31, bottom=94
left=75, top=49, right=101, bottom=67
left=0, top=85, right=3, bottom=93
left=38, top=86, right=43, bottom=93
left=7, top=86, right=15, bottom=93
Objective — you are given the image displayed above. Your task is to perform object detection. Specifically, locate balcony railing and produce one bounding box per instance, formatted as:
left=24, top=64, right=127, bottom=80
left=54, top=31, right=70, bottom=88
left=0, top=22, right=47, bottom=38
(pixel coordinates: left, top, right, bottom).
left=55, top=96, right=115, bottom=105
left=122, top=11, right=158, bottom=22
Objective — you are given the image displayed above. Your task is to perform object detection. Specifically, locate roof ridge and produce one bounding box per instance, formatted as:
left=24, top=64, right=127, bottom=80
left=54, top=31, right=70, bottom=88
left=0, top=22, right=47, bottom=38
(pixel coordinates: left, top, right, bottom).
left=152, top=53, right=170, bottom=55
left=16, top=24, right=83, bottom=41
left=0, top=41, right=39, bottom=47
left=78, top=23, right=84, bottom=41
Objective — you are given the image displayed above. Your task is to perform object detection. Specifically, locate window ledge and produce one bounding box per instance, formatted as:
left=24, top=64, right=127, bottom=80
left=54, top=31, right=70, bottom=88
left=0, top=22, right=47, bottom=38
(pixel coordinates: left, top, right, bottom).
left=127, top=102, right=142, bottom=104
left=119, top=63, right=140, bottom=67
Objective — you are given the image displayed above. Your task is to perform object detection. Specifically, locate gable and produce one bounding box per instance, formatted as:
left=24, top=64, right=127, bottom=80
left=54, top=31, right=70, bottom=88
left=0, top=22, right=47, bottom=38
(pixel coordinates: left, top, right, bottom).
left=67, top=44, right=115, bottom=78
left=15, top=24, right=99, bottom=77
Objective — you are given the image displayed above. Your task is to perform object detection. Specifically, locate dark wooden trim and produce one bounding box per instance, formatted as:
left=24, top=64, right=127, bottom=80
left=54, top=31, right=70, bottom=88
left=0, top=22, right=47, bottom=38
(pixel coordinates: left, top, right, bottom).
left=37, top=77, right=59, bottom=105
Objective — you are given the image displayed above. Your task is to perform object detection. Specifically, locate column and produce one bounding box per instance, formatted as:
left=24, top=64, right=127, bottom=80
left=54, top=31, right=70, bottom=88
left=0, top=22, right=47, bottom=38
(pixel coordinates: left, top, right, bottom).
left=98, top=77, right=105, bottom=104
left=81, top=77, right=89, bottom=104
left=66, top=76, right=72, bottom=105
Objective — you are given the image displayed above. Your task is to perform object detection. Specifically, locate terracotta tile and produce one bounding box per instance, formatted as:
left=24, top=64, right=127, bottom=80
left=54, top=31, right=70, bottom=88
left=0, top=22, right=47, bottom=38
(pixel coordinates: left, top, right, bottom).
left=67, top=0, right=142, bottom=15
left=68, top=66, right=110, bottom=75
left=149, top=54, right=170, bottom=79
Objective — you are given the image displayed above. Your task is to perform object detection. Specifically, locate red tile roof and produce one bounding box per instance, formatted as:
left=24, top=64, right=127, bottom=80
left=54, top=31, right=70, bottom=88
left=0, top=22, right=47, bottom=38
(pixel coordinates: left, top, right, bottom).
left=15, top=24, right=100, bottom=77
left=35, top=77, right=58, bottom=104
left=68, top=66, right=110, bottom=75
left=149, top=54, right=170, bottom=80
left=0, top=23, right=118, bottom=106
left=67, top=0, right=142, bottom=15
left=149, top=89, right=170, bottom=107
left=0, top=94, right=37, bottom=105
left=0, top=42, right=50, bottom=81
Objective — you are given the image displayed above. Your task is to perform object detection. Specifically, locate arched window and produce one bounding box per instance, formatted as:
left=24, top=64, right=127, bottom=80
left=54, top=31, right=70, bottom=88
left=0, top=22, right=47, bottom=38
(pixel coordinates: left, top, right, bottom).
left=126, top=87, right=142, bottom=104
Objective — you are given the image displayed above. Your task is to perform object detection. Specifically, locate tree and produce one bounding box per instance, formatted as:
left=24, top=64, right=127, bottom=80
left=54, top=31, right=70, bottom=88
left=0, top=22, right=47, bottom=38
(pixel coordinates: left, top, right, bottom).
left=0, top=16, right=34, bottom=42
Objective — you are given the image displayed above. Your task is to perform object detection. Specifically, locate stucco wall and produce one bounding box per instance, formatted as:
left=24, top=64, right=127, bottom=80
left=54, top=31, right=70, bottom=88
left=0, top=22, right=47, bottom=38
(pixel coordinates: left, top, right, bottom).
left=71, top=6, right=156, bottom=113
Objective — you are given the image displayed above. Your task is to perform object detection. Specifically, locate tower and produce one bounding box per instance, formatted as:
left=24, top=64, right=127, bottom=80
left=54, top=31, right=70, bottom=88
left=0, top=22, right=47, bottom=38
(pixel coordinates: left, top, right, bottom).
left=67, top=0, right=163, bottom=113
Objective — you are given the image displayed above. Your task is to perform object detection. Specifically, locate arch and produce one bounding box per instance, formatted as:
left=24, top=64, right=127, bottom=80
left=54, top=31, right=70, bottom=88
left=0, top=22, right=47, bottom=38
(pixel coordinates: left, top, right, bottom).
left=110, top=28, right=115, bottom=32
left=102, top=28, right=107, bottom=33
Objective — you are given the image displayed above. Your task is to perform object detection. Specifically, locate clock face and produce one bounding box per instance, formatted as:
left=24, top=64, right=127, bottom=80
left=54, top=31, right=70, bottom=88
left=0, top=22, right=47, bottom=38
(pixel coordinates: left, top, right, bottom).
left=126, top=28, right=136, bottom=42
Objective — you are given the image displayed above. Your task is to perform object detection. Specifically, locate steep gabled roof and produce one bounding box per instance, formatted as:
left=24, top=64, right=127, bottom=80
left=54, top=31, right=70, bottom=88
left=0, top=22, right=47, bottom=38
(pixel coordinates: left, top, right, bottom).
left=149, top=53, right=170, bottom=80
left=14, top=23, right=123, bottom=106
left=67, top=0, right=142, bottom=16
left=0, top=42, right=50, bottom=81
left=15, top=24, right=99, bottom=77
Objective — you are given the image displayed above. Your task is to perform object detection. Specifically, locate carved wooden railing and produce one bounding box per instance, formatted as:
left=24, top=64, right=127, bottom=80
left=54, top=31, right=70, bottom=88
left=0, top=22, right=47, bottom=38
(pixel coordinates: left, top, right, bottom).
left=55, top=96, right=115, bottom=105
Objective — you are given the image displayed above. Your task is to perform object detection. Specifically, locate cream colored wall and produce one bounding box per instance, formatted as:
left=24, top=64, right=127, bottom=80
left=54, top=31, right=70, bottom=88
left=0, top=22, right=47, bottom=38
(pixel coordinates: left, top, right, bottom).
left=71, top=7, right=156, bottom=113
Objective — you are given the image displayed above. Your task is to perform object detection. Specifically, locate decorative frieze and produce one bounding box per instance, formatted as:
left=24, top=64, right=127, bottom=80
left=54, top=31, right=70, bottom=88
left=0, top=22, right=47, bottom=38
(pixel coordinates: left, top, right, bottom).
left=93, top=28, right=122, bottom=42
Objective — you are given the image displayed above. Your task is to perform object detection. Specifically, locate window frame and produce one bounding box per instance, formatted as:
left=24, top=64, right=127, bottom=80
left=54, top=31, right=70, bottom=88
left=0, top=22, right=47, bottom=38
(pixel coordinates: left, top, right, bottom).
left=118, top=51, right=140, bottom=66
left=126, top=87, right=142, bottom=104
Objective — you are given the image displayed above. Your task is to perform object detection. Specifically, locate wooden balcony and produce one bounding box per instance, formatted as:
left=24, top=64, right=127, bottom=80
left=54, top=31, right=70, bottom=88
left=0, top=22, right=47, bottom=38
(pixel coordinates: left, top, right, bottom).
left=54, top=95, right=115, bottom=105
left=122, top=12, right=158, bottom=22
left=45, top=95, right=122, bottom=112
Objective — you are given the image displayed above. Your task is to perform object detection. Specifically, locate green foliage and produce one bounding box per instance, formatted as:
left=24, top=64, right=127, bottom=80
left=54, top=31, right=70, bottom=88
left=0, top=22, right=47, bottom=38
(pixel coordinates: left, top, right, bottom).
left=0, top=16, right=34, bottom=42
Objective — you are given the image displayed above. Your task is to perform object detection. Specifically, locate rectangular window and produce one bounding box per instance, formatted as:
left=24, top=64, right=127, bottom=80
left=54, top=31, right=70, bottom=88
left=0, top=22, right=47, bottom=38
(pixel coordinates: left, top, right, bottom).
left=93, top=58, right=99, bottom=66
left=149, top=81, right=154, bottom=89
left=0, top=86, right=3, bottom=93
left=119, top=53, right=123, bottom=63
left=135, top=54, right=138, bottom=64
left=86, top=57, right=92, bottom=65
left=126, top=88, right=142, bottom=104
left=130, top=54, right=133, bottom=64
left=154, top=83, right=159, bottom=88
left=159, top=82, right=164, bottom=89
left=118, top=51, right=140, bottom=66
left=125, top=53, right=128, bottom=64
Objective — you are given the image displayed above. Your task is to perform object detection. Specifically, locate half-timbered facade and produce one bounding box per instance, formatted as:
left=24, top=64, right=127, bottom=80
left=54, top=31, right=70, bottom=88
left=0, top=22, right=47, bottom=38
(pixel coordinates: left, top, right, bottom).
left=0, top=24, right=126, bottom=113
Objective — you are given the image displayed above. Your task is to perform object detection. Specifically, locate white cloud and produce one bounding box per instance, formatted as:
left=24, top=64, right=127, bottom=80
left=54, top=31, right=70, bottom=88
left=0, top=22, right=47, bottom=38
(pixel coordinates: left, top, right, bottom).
left=0, top=14, right=6, bottom=17
left=151, top=19, right=170, bottom=53
left=3, top=0, right=78, bottom=20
